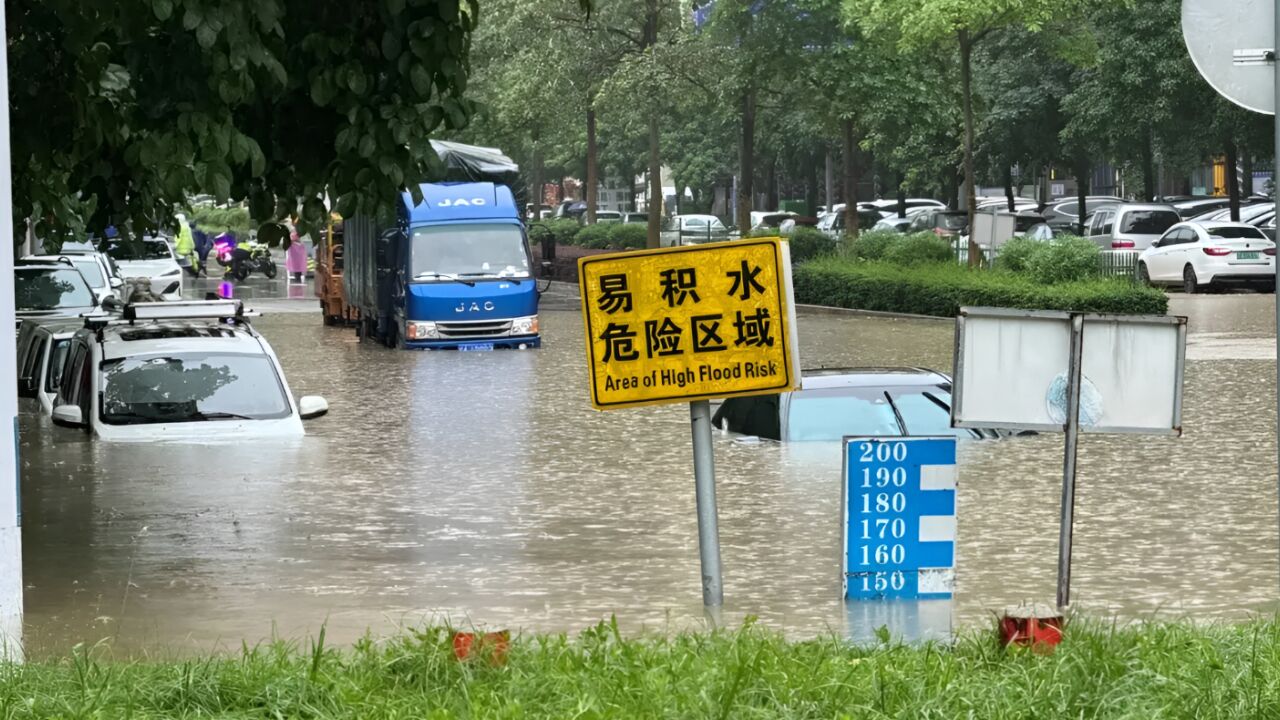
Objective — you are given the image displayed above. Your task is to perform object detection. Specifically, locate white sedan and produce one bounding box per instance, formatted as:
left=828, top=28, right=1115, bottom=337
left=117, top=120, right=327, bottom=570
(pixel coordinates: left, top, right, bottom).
left=1139, top=221, right=1275, bottom=293
left=98, top=235, right=185, bottom=300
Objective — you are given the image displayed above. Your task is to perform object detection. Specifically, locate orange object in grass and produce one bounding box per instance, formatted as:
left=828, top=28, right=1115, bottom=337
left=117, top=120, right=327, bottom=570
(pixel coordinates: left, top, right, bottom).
left=451, top=630, right=510, bottom=666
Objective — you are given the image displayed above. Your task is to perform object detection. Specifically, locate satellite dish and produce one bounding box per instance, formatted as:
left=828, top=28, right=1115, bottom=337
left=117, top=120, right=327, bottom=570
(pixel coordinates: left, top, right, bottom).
left=1183, top=0, right=1275, bottom=115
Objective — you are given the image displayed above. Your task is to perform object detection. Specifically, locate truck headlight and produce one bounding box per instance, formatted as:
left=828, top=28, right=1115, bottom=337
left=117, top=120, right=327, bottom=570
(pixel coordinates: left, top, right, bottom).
left=511, top=315, right=538, bottom=335
left=407, top=321, right=438, bottom=340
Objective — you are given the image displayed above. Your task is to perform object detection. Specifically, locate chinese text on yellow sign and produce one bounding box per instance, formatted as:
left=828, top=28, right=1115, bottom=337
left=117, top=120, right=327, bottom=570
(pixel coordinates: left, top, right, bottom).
left=579, top=238, right=800, bottom=410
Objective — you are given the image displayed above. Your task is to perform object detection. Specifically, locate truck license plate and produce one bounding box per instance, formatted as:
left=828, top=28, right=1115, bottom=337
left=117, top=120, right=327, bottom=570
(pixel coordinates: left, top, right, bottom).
left=458, top=343, right=494, bottom=352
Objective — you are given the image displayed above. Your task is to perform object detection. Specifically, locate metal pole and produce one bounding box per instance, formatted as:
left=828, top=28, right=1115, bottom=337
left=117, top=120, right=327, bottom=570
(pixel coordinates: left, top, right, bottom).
left=0, top=0, right=23, bottom=660
left=1273, top=0, right=1280, bottom=599
left=689, top=400, right=724, bottom=606
left=1056, top=313, right=1085, bottom=610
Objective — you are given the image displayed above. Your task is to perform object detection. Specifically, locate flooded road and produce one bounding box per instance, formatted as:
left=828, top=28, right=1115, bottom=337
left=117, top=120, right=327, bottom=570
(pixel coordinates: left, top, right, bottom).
left=18, top=284, right=1280, bottom=654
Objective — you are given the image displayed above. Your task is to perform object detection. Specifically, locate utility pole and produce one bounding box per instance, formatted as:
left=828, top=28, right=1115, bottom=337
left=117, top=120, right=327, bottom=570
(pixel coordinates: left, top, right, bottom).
left=0, top=0, right=24, bottom=661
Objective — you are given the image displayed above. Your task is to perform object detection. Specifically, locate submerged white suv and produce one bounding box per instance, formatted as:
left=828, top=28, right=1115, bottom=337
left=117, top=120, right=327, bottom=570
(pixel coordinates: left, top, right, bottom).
left=51, top=300, right=328, bottom=441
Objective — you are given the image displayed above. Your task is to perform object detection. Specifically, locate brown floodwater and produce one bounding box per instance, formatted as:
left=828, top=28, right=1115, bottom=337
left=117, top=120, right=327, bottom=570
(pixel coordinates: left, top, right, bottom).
left=17, top=285, right=1280, bottom=655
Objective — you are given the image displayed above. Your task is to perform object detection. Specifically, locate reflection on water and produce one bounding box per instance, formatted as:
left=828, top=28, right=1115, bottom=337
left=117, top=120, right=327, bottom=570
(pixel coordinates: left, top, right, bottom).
left=19, top=298, right=1280, bottom=655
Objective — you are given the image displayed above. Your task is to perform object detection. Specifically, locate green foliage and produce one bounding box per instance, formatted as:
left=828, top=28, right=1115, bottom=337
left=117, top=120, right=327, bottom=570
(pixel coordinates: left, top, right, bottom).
left=575, top=223, right=613, bottom=249
left=528, top=219, right=583, bottom=248
left=995, top=236, right=1041, bottom=273
left=881, top=233, right=954, bottom=266
left=607, top=223, right=648, bottom=250
left=1024, top=235, right=1102, bottom=284
left=795, top=257, right=1166, bottom=317
left=995, top=235, right=1102, bottom=284
left=13, top=0, right=481, bottom=243
left=842, top=230, right=907, bottom=261
left=188, top=205, right=252, bottom=237
left=9, top=620, right=1280, bottom=716
left=787, top=227, right=837, bottom=264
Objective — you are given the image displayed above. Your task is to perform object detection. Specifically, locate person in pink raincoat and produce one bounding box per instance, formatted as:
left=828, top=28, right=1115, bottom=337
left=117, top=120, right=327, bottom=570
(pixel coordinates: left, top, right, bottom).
left=286, top=231, right=308, bottom=284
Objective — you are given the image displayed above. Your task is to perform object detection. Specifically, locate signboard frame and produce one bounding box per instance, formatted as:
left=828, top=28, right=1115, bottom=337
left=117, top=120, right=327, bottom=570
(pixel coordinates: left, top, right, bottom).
left=840, top=435, right=958, bottom=602
left=951, top=307, right=1187, bottom=436
left=578, top=237, right=801, bottom=411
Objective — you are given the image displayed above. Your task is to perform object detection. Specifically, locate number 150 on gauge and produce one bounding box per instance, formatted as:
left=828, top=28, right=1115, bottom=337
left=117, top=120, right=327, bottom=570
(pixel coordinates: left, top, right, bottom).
left=842, top=437, right=958, bottom=600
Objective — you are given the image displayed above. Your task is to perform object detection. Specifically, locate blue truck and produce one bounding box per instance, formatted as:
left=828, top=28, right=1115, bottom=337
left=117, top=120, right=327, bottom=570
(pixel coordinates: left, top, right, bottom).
left=343, top=143, right=543, bottom=350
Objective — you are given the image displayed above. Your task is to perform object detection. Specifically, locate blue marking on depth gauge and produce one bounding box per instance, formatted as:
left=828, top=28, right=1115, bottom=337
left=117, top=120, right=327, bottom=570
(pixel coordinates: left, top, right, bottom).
left=843, top=436, right=957, bottom=600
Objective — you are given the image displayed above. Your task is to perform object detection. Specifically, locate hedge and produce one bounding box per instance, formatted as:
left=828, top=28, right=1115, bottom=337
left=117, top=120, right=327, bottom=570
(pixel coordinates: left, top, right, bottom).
left=794, top=258, right=1167, bottom=317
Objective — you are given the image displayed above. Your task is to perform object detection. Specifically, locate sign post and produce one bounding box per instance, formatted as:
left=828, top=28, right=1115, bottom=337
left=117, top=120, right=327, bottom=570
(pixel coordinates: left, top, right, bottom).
left=0, top=0, right=21, bottom=661
left=1182, top=0, right=1280, bottom=597
left=952, top=308, right=1186, bottom=610
left=579, top=238, right=800, bottom=606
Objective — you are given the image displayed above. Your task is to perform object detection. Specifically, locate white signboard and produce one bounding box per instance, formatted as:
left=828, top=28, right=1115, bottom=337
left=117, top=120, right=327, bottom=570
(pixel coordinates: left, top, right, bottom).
left=951, top=308, right=1186, bottom=435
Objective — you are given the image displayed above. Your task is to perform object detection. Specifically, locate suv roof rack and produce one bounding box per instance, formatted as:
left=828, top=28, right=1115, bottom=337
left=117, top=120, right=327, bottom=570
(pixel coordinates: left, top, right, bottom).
left=122, top=299, right=256, bottom=323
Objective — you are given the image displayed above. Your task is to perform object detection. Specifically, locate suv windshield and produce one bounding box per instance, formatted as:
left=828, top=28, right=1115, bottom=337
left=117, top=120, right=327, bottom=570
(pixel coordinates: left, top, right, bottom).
left=100, top=237, right=172, bottom=261
left=1120, top=211, right=1178, bottom=235
left=70, top=258, right=105, bottom=288
left=15, top=268, right=95, bottom=310
left=100, top=352, right=291, bottom=424
left=410, top=223, right=530, bottom=279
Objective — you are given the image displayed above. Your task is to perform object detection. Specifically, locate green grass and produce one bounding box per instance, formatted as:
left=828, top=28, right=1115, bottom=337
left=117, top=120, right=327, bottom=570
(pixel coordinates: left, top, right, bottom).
left=4, top=619, right=1280, bottom=717
left=794, top=257, right=1168, bottom=317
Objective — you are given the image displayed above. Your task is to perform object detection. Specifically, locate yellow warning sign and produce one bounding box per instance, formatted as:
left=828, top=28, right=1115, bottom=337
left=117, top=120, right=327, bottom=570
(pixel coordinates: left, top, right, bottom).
left=578, top=238, right=800, bottom=410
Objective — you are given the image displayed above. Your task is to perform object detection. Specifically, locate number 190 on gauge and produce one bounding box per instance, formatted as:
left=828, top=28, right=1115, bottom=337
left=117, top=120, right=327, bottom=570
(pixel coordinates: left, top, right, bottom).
left=842, top=437, right=957, bottom=601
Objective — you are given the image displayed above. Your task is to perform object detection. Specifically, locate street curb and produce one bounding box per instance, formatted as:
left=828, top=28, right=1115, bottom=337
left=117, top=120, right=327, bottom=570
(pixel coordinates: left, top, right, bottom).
left=794, top=304, right=946, bottom=322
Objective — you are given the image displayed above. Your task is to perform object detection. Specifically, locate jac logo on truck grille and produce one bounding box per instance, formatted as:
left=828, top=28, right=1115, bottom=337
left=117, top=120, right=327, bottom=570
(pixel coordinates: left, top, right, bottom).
left=456, top=301, right=496, bottom=313
left=438, top=197, right=487, bottom=207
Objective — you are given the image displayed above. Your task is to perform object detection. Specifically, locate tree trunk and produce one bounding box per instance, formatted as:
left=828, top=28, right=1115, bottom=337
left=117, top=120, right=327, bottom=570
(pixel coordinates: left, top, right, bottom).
left=1075, top=156, right=1089, bottom=237
left=736, top=89, right=756, bottom=235
left=1141, top=127, right=1156, bottom=202
left=824, top=148, right=835, bottom=212
left=805, top=150, right=819, bottom=217
left=1003, top=165, right=1015, bottom=212
left=959, top=29, right=979, bottom=267
left=766, top=153, right=778, bottom=211
left=1227, top=140, right=1241, bottom=222
left=896, top=176, right=906, bottom=218
left=842, top=118, right=859, bottom=239
left=1243, top=148, right=1255, bottom=196
left=647, top=114, right=661, bottom=249
left=585, top=106, right=598, bottom=224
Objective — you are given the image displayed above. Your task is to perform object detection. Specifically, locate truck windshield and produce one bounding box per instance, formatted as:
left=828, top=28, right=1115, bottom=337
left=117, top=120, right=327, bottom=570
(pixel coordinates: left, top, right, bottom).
left=411, top=224, right=530, bottom=280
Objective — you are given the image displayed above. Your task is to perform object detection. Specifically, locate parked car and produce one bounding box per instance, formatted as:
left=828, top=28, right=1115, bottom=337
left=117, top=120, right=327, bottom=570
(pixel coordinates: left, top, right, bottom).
left=907, top=210, right=969, bottom=237
left=23, top=252, right=122, bottom=305
left=872, top=216, right=914, bottom=233
left=1042, top=196, right=1125, bottom=235
left=711, top=367, right=1011, bottom=442
left=97, top=235, right=184, bottom=300
left=1086, top=203, right=1180, bottom=251
left=667, top=214, right=731, bottom=245
left=585, top=210, right=623, bottom=225
left=51, top=300, right=329, bottom=441
left=622, top=212, right=649, bottom=225
left=859, top=198, right=945, bottom=218
left=1191, top=202, right=1277, bottom=239
left=14, top=260, right=100, bottom=330
left=16, top=318, right=79, bottom=416
left=1172, top=197, right=1235, bottom=220
left=1138, top=221, right=1275, bottom=293
left=817, top=209, right=885, bottom=238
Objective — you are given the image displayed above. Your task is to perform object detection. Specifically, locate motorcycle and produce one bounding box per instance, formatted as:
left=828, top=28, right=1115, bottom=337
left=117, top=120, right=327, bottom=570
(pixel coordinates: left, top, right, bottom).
left=215, top=240, right=277, bottom=281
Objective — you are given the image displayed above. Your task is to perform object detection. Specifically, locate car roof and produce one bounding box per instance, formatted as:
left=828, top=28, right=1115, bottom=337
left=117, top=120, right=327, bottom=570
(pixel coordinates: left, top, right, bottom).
left=1115, top=203, right=1178, bottom=212
left=1188, top=221, right=1269, bottom=233
left=95, top=322, right=264, bottom=360
left=799, top=367, right=950, bottom=390
left=15, top=261, right=76, bottom=271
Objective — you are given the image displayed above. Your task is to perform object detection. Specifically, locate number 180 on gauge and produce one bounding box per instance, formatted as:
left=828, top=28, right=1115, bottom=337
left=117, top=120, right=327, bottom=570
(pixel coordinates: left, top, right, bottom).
left=842, top=437, right=957, bottom=600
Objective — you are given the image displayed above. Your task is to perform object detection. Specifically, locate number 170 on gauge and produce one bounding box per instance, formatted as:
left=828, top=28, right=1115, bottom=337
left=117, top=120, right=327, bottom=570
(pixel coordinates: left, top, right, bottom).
left=842, top=437, right=957, bottom=600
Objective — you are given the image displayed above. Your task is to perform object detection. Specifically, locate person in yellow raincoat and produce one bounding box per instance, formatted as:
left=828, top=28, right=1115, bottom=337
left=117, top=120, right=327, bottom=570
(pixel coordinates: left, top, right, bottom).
left=175, top=213, right=198, bottom=276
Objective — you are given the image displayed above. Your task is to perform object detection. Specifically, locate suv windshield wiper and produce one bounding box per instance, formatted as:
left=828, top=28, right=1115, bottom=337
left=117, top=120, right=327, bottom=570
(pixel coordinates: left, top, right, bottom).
left=458, top=272, right=522, bottom=285
left=413, top=272, right=475, bottom=287
left=190, top=411, right=254, bottom=421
